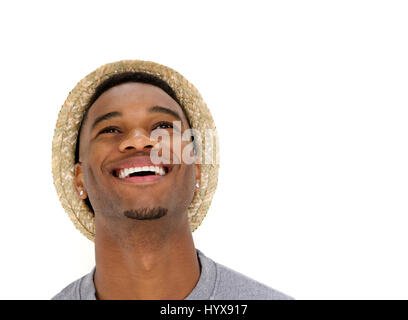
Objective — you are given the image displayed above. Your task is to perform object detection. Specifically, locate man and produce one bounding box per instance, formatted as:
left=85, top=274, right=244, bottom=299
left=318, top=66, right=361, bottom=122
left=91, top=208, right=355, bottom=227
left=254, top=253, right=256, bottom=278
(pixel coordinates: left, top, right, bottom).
left=51, top=60, right=293, bottom=300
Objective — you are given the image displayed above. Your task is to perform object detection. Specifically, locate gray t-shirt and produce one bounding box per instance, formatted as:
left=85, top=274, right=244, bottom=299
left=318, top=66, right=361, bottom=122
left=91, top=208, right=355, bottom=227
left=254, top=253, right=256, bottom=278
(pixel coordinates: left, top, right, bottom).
left=52, top=248, right=293, bottom=300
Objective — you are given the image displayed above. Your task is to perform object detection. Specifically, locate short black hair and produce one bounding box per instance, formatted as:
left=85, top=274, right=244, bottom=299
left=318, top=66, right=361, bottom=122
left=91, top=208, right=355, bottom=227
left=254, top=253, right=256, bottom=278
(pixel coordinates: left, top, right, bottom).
left=74, top=71, right=195, bottom=214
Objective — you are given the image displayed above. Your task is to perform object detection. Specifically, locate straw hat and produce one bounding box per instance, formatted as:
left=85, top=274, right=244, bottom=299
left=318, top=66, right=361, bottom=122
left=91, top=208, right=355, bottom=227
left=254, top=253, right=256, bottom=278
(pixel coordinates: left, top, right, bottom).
left=52, top=60, right=219, bottom=241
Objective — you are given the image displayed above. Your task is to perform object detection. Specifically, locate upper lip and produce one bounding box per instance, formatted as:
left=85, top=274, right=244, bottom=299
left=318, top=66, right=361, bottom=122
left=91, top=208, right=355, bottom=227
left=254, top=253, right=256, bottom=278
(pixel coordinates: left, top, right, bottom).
left=106, top=155, right=172, bottom=177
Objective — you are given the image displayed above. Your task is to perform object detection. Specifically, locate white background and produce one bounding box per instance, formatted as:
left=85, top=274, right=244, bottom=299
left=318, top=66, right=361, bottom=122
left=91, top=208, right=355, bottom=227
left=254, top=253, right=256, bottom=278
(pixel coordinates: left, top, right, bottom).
left=0, top=0, right=407, bottom=299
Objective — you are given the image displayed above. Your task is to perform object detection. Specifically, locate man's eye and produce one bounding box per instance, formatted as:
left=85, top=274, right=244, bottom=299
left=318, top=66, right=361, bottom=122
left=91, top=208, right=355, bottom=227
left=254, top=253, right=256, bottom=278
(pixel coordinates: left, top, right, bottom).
left=152, top=122, right=174, bottom=130
left=99, top=127, right=120, bottom=134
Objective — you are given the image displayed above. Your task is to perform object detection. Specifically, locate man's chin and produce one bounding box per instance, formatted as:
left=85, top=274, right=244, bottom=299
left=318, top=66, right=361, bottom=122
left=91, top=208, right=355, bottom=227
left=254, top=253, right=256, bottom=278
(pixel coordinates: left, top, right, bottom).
left=123, top=207, right=168, bottom=220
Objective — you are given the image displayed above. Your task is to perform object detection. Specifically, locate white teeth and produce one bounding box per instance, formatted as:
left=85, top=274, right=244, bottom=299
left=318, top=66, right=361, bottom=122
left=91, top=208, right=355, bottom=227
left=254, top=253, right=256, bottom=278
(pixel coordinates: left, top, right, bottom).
left=117, top=166, right=167, bottom=179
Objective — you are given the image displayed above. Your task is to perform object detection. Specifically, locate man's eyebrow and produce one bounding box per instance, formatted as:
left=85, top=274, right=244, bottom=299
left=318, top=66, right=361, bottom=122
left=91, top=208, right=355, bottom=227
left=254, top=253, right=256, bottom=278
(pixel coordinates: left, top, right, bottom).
left=149, top=105, right=182, bottom=121
left=91, top=111, right=123, bottom=130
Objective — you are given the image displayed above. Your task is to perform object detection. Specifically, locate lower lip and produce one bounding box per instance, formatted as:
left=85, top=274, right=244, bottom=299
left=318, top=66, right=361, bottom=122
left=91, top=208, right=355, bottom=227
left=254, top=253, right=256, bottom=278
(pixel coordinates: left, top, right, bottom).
left=114, top=174, right=166, bottom=183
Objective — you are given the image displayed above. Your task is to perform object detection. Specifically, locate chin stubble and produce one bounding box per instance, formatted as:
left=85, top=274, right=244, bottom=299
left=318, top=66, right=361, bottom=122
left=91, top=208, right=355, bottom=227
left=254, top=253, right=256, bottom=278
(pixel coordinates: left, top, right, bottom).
left=123, top=207, right=168, bottom=220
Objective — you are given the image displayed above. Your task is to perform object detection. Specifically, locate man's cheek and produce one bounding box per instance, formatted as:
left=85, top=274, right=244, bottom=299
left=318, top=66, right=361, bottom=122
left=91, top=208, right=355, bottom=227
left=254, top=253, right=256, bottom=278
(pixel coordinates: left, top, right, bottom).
left=83, top=159, right=103, bottom=188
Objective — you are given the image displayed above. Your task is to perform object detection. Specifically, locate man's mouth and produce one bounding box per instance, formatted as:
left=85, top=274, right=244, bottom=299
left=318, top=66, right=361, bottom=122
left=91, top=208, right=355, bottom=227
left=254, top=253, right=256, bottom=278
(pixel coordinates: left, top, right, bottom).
left=111, top=165, right=171, bottom=184
left=114, top=165, right=169, bottom=179
left=107, top=155, right=172, bottom=184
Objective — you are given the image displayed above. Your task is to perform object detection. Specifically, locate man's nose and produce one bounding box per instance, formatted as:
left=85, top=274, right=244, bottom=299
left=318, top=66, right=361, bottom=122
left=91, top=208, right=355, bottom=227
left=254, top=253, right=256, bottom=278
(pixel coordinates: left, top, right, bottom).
left=118, top=128, right=156, bottom=152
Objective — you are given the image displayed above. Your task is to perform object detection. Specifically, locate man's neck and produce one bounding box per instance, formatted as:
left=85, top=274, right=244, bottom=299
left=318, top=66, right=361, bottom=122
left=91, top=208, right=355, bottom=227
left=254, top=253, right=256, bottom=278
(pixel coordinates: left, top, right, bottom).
left=93, top=217, right=200, bottom=300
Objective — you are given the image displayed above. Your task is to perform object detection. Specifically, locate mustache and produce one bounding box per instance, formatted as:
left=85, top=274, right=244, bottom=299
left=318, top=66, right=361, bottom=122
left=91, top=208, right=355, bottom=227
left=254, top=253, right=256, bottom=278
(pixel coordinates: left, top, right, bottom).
left=123, top=207, right=168, bottom=220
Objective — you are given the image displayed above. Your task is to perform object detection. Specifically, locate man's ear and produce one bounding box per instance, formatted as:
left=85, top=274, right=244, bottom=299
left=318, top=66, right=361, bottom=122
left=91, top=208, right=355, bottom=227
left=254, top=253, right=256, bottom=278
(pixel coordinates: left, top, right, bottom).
left=74, top=162, right=87, bottom=199
left=195, top=164, right=201, bottom=191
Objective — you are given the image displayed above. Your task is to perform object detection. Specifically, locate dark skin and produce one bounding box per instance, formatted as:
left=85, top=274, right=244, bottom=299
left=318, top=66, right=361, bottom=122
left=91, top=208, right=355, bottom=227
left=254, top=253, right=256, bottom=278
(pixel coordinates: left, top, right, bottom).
left=74, top=82, right=201, bottom=300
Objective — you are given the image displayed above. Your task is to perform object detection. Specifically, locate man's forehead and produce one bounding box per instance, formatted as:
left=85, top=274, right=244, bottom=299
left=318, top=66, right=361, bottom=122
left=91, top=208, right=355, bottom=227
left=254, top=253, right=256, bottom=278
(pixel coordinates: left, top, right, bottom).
left=87, top=82, right=188, bottom=123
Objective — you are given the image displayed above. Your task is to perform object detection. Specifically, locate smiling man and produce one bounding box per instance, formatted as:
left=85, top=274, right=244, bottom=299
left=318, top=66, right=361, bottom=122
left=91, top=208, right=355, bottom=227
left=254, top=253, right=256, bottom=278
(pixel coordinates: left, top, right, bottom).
left=51, top=60, right=293, bottom=300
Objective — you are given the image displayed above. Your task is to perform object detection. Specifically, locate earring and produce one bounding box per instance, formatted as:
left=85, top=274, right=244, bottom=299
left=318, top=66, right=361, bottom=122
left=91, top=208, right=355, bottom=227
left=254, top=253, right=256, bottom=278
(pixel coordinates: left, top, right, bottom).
left=79, top=190, right=84, bottom=196
left=196, top=183, right=200, bottom=188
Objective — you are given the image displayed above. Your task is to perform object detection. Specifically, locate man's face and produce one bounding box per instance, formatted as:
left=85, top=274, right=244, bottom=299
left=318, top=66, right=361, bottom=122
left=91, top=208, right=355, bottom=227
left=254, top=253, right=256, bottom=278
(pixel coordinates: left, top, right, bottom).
left=74, top=82, right=200, bottom=223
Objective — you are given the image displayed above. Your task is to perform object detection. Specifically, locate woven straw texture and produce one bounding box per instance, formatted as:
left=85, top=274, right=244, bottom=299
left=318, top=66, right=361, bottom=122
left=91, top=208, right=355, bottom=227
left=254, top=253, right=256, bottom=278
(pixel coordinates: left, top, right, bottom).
left=52, top=60, right=219, bottom=241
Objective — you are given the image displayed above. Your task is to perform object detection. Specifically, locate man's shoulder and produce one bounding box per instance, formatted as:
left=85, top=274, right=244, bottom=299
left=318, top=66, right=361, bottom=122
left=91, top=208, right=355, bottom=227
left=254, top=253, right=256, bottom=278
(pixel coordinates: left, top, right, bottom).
left=51, top=279, right=81, bottom=300
left=51, top=271, right=93, bottom=300
left=212, top=261, right=294, bottom=300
